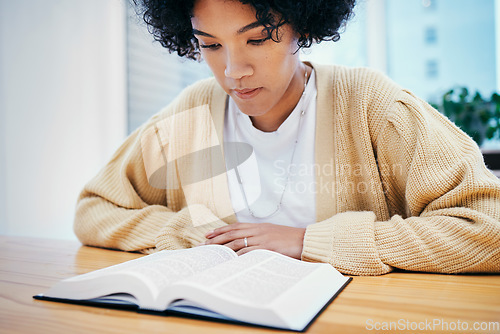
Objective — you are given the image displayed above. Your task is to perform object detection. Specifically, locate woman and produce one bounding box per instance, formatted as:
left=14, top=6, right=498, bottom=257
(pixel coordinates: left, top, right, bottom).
left=74, top=0, right=500, bottom=275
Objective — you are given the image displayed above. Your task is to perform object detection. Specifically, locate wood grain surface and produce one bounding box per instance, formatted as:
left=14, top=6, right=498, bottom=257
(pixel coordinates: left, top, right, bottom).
left=0, top=236, right=499, bottom=333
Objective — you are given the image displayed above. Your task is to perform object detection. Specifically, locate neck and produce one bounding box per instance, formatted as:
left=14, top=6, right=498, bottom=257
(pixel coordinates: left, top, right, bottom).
left=250, top=63, right=310, bottom=132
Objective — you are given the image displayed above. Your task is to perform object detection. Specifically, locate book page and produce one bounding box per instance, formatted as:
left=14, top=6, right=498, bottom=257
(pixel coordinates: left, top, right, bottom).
left=161, top=249, right=348, bottom=330
left=65, top=245, right=237, bottom=296
left=125, top=245, right=238, bottom=295
left=177, top=249, right=323, bottom=305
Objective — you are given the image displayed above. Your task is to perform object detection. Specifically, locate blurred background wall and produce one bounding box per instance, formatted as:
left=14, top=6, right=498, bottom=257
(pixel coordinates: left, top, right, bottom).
left=0, top=0, right=128, bottom=239
left=0, top=0, right=499, bottom=240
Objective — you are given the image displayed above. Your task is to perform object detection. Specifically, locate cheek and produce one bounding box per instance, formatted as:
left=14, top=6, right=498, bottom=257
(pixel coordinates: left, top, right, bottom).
left=263, top=51, right=298, bottom=84
left=266, top=41, right=299, bottom=69
left=201, top=52, right=228, bottom=86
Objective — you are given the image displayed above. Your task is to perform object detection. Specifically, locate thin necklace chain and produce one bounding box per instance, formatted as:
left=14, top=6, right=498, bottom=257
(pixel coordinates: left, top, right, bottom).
left=233, top=67, right=309, bottom=219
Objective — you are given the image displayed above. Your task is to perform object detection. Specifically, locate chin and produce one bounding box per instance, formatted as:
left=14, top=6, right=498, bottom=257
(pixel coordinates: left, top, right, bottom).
left=235, top=104, right=269, bottom=117
left=239, top=110, right=267, bottom=117
left=232, top=98, right=270, bottom=116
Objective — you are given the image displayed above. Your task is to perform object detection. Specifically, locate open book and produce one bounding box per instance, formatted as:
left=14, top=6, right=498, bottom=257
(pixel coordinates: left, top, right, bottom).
left=34, top=245, right=351, bottom=331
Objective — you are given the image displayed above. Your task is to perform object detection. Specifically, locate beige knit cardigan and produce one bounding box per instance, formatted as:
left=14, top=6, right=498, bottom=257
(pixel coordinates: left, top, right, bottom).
left=74, top=63, right=500, bottom=275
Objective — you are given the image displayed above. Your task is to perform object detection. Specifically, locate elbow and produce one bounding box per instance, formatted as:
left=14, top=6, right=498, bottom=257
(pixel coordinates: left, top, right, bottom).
left=73, top=195, right=103, bottom=247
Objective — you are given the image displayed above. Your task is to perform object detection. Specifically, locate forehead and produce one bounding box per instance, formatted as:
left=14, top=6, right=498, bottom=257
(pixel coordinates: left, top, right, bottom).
left=191, top=0, right=258, bottom=31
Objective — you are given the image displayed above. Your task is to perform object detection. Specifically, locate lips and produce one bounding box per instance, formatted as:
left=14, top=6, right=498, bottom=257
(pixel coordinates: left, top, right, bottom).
left=233, top=87, right=262, bottom=100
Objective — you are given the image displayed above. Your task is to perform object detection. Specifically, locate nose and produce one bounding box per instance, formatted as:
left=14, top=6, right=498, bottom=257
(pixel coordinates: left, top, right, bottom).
left=224, top=47, right=253, bottom=79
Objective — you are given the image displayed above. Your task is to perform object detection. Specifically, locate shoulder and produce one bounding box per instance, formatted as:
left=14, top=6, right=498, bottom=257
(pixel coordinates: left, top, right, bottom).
left=334, top=65, right=401, bottom=105
left=312, top=63, right=405, bottom=139
left=312, top=63, right=404, bottom=113
left=312, top=63, right=400, bottom=91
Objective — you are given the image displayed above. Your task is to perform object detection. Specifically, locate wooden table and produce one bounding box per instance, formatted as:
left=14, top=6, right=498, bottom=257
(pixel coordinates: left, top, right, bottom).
left=1, top=236, right=499, bottom=333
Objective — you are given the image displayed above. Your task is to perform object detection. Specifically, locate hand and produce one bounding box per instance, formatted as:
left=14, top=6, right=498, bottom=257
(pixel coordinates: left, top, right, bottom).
left=204, top=223, right=306, bottom=259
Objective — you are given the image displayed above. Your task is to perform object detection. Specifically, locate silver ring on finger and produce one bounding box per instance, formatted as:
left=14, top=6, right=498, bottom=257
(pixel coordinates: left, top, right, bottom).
left=243, top=237, right=248, bottom=248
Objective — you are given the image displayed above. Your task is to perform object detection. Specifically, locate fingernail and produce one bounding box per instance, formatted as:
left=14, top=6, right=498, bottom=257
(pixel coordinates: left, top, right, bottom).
left=205, top=230, right=214, bottom=237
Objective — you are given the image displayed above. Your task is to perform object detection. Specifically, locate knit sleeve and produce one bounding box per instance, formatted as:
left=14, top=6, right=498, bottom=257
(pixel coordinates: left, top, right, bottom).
left=74, top=109, right=227, bottom=254
left=302, top=89, right=500, bottom=275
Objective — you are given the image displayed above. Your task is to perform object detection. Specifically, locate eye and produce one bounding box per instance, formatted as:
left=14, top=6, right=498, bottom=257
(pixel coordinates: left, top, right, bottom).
left=199, top=43, right=221, bottom=50
left=248, top=36, right=270, bottom=45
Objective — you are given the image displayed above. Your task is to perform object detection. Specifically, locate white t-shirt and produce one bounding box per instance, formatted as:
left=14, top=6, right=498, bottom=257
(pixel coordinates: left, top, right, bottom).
left=223, top=69, right=317, bottom=228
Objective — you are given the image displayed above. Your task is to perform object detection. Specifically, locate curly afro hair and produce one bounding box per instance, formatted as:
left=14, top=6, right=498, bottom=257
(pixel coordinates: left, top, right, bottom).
left=133, top=0, right=356, bottom=60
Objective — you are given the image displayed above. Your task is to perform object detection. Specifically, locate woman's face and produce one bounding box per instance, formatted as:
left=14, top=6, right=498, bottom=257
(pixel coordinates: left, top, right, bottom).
left=191, top=0, right=305, bottom=130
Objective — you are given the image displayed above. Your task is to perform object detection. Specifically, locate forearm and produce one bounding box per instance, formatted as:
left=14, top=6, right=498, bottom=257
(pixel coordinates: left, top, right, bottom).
left=74, top=195, right=227, bottom=253
left=375, top=210, right=500, bottom=273
left=301, top=211, right=392, bottom=275
left=301, top=209, right=500, bottom=275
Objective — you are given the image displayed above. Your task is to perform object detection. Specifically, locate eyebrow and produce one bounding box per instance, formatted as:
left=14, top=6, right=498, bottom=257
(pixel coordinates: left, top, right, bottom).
left=192, top=21, right=263, bottom=38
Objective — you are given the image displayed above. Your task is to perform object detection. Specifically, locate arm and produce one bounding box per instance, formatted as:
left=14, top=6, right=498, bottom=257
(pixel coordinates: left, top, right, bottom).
left=74, top=113, right=227, bottom=253
left=302, top=90, right=500, bottom=275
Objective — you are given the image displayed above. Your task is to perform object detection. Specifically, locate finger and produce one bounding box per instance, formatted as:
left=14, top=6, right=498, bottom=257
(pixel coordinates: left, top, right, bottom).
left=219, top=237, right=248, bottom=252
left=205, top=224, right=238, bottom=238
left=236, top=245, right=260, bottom=256
left=205, top=229, right=248, bottom=246
left=205, top=223, right=253, bottom=239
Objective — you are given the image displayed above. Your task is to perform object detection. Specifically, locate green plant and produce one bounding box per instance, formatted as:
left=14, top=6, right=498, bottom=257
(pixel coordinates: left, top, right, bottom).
left=432, top=87, right=500, bottom=146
